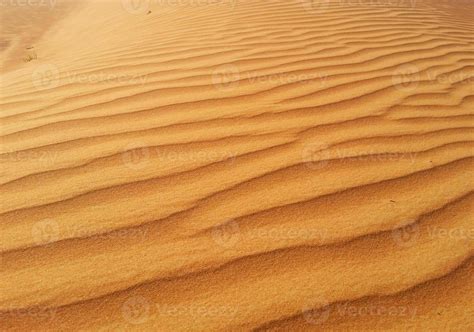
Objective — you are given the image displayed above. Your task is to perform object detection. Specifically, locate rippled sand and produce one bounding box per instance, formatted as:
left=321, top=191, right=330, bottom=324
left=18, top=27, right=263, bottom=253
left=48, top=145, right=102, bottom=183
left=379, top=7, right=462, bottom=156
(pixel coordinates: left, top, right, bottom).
left=0, top=0, right=473, bottom=330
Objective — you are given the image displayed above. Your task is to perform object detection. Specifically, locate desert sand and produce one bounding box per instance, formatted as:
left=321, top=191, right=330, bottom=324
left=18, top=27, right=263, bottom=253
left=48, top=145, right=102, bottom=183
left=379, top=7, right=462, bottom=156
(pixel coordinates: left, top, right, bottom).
left=0, top=0, right=473, bottom=330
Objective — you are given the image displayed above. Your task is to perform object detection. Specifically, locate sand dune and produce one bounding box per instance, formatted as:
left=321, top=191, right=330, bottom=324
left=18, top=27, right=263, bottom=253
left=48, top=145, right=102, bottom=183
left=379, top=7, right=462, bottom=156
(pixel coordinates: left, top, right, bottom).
left=0, top=0, right=473, bottom=330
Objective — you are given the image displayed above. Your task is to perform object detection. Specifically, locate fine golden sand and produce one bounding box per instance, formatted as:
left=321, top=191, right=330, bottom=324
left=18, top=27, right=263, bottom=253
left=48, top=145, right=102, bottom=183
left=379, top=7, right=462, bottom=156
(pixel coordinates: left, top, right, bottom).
left=0, top=0, right=473, bottom=330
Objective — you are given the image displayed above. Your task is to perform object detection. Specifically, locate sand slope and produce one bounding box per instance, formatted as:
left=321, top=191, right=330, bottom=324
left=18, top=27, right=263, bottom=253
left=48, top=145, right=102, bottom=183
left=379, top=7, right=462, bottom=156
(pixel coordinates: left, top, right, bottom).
left=0, top=0, right=473, bottom=330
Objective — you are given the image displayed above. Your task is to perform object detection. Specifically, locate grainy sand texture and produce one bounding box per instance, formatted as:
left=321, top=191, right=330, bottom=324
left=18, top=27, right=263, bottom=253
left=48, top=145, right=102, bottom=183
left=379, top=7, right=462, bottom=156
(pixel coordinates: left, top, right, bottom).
left=0, top=0, right=473, bottom=330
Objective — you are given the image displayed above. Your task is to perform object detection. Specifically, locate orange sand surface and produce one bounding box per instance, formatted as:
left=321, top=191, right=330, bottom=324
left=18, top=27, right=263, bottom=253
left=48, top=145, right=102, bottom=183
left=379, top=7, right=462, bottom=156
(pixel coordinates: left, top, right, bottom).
left=0, top=0, right=473, bottom=330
